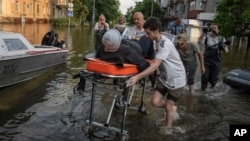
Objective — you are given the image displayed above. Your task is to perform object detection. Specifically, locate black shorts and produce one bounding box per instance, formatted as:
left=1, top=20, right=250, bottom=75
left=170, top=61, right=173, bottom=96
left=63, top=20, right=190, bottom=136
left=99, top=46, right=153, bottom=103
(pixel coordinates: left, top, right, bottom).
left=155, top=80, right=184, bottom=102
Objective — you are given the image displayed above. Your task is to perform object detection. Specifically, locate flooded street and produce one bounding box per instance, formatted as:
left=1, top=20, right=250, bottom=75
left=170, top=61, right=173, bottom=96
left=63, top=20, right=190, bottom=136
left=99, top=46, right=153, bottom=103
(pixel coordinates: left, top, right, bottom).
left=0, top=24, right=250, bottom=141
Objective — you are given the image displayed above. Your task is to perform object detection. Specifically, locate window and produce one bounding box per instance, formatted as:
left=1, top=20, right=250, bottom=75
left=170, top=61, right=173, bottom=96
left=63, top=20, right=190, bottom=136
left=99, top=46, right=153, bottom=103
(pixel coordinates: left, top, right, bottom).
left=189, top=1, right=195, bottom=10
left=37, top=4, right=39, bottom=14
left=30, top=3, right=33, bottom=13
left=0, top=1, right=2, bottom=14
left=23, top=2, right=26, bottom=13
left=15, top=1, right=19, bottom=12
left=198, top=0, right=205, bottom=10
left=4, top=39, right=28, bottom=51
left=47, top=3, right=50, bottom=15
left=199, top=2, right=205, bottom=10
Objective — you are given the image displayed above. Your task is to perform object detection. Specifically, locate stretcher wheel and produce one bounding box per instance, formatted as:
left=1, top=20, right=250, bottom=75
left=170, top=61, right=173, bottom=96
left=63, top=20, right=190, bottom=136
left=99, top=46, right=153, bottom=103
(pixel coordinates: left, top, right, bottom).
left=114, top=95, right=125, bottom=109
left=73, top=85, right=84, bottom=94
left=83, top=125, right=92, bottom=135
left=120, top=134, right=129, bottom=141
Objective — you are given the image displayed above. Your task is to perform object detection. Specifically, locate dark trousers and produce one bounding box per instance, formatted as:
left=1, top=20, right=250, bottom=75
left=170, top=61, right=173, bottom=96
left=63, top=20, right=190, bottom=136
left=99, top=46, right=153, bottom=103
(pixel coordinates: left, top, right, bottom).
left=201, top=61, right=222, bottom=91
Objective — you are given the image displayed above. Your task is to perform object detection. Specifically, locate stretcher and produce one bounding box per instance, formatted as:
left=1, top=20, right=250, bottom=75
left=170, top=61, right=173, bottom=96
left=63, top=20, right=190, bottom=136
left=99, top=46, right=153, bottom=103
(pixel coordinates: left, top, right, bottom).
left=73, top=58, right=150, bottom=141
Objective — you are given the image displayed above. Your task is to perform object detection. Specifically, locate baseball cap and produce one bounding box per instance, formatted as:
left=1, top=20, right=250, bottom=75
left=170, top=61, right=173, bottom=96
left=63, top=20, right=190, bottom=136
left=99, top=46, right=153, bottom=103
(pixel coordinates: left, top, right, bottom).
left=176, top=33, right=187, bottom=44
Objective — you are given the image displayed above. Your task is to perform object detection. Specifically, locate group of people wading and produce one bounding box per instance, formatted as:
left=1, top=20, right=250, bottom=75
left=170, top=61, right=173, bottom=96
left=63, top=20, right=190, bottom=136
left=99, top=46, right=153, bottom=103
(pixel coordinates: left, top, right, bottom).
left=93, top=12, right=229, bottom=134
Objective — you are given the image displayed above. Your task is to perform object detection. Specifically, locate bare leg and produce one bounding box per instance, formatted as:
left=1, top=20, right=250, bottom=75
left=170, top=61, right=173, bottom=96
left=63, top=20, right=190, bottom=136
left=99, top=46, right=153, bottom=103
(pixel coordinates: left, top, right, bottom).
left=165, top=99, right=175, bottom=128
left=189, top=84, right=195, bottom=94
left=151, top=90, right=165, bottom=108
left=152, top=90, right=179, bottom=127
left=152, top=90, right=167, bottom=126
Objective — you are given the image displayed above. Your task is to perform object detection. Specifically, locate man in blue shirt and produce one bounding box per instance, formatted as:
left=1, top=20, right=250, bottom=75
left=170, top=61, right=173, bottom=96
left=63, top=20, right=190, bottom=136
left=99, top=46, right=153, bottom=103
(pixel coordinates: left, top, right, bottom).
left=166, top=17, right=186, bottom=35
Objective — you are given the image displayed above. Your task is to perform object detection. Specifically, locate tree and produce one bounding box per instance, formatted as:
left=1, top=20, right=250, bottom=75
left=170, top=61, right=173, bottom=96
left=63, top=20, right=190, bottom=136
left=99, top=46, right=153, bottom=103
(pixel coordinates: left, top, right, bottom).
left=73, top=0, right=89, bottom=25
left=214, top=0, right=250, bottom=48
left=125, top=0, right=164, bottom=26
left=73, top=0, right=122, bottom=26
left=80, top=0, right=121, bottom=26
left=94, top=0, right=121, bottom=26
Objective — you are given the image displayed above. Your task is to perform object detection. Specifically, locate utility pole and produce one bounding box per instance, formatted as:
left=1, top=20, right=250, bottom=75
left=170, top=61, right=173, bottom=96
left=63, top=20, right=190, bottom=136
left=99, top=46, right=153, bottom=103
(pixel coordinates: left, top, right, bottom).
left=92, top=0, right=95, bottom=25
left=68, top=0, right=74, bottom=27
left=151, top=0, right=154, bottom=17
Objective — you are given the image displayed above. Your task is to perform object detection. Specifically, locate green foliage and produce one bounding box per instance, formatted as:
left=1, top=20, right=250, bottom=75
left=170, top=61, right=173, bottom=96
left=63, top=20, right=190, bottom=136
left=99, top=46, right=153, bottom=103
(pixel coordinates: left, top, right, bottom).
left=125, top=0, right=164, bottom=25
left=51, top=18, right=79, bottom=26
left=79, top=0, right=121, bottom=25
left=73, top=0, right=89, bottom=25
left=72, top=0, right=164, bottom=27
left=51, top=18, right=68, bottom=26
left=214, top=0, right=250, bottom=38
left=94, top=0, right=121, bottom=25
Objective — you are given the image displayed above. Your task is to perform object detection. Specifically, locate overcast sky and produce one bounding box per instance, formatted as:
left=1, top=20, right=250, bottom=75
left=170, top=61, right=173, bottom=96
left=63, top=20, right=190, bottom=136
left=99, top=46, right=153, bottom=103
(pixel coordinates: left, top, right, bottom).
left=119, top=0, right=142, bottom=15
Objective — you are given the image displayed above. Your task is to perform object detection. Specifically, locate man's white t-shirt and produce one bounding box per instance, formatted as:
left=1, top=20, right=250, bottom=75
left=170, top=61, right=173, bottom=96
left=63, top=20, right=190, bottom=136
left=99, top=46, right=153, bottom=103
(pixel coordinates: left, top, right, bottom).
left=121, top=27, right=145, bottom=40
left=155, top=35, right=186, bottom=89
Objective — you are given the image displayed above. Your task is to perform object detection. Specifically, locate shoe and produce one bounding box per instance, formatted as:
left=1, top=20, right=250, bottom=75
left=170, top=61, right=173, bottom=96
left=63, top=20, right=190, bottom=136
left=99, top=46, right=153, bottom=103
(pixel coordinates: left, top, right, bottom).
left=159, top=126, right=173, bottom=135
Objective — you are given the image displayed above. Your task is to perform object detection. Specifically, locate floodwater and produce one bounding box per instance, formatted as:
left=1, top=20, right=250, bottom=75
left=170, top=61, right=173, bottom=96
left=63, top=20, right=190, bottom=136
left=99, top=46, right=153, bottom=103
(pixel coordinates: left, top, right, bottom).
left=0, top=24, right=250, bottom=141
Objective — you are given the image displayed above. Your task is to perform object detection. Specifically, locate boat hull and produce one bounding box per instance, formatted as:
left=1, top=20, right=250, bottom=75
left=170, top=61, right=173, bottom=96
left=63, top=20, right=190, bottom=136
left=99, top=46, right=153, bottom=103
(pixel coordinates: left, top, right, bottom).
left=0, top=51, right=68, bottom=88
left=223, top=69, right=250, bottom=92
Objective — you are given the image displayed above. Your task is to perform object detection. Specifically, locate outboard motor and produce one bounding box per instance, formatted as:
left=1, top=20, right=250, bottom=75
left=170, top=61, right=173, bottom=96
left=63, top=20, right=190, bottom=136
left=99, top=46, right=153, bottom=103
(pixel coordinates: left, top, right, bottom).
left=41, top=31, right=65, bottom=48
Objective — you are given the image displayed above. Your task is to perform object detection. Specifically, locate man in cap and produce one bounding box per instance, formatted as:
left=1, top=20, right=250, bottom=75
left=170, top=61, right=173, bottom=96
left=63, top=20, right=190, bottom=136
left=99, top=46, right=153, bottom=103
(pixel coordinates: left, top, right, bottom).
left=95, top=29, right=150, bottom=72
left=176, top=33, right=205, bottom=94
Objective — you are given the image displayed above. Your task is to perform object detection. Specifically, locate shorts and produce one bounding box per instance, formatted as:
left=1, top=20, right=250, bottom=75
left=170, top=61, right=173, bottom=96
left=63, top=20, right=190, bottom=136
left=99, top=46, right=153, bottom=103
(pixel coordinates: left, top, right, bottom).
left=186, top=68, right=197, bottom=85
left=155, top=80, right=184, bottom=102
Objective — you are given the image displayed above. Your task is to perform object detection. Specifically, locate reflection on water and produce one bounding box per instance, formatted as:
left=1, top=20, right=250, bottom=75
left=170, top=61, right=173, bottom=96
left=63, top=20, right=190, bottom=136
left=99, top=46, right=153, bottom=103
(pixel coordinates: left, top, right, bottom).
left=223, top=44, right=250, bottom=72
left=0, top=24, right=250, bottom=141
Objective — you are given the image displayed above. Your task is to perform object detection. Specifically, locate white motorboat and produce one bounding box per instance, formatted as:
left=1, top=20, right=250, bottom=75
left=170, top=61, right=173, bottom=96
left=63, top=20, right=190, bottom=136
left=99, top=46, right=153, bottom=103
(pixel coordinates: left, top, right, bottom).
left=0, top=31, right=69, bottom=88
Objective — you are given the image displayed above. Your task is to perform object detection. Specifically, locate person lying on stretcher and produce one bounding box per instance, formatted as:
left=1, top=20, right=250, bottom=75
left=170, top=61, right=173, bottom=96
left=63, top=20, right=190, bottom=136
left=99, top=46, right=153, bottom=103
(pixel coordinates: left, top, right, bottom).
left=95, top=28, right=150, bottom=72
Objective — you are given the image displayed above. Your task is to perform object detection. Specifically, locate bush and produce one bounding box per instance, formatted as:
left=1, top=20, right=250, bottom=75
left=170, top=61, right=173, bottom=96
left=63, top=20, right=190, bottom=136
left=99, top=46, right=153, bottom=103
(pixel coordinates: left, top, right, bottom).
left=51, top=18, right=80, bottom=26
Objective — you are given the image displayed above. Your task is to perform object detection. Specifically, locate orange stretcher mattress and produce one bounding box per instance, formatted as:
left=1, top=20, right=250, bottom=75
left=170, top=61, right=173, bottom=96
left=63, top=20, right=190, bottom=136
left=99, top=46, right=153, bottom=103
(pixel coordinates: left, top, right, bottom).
left=85, top=58, right=139, bottom=76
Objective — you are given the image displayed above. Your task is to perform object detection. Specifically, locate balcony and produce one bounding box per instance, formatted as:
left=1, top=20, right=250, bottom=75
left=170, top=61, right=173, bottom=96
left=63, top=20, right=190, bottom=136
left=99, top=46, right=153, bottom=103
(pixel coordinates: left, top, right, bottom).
left=55, top=0, right=67, bottom=8
left=169, top=0, right=174, bottom=7
left=175, top=0, right=184, bottom=3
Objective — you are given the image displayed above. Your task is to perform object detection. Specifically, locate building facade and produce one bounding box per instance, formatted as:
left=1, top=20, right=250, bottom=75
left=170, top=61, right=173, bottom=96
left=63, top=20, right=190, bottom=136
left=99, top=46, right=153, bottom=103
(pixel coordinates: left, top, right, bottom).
left=160, top=0, right=222, bottom=24
left=0, top=0, right=68, bottom=24
left=158, top=0, right=223, bottom=42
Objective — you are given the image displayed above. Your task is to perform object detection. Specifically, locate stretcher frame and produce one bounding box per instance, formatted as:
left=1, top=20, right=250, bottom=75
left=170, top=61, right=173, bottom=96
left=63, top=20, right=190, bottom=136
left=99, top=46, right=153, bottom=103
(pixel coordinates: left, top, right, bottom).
left=73, top=61, right=148, bottom=141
